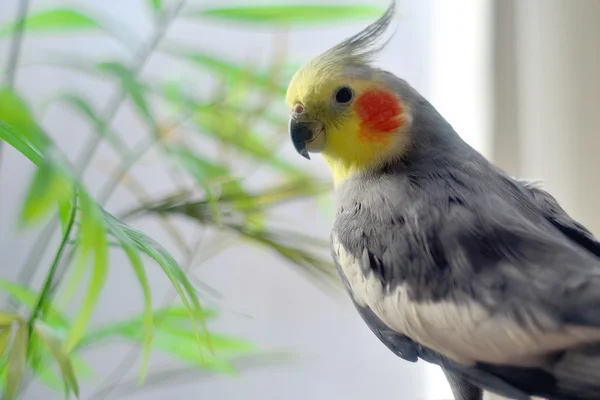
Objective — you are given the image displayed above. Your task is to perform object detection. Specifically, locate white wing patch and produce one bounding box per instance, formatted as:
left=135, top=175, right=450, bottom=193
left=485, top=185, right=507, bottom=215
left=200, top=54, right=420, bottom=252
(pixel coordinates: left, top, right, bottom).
left=332, top=234, right=600, bottom=366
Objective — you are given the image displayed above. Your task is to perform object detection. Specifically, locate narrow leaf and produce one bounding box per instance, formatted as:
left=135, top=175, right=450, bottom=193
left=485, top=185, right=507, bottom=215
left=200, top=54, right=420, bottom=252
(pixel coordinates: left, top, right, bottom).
left=104, top=215, right=153, bottom=382
left=58, top=197, right=74, bottom=235
left=168, top=145, right=231, bottom=224
left=0, top=8, right=101, bottom=36
left=150, top=0, right=163, bottom=12
left=191, top=107, right=298, bottom=173
left=21, top=160, right=73, bottom=225
left=105, top=215, right=210, bottom=359
left=0, top=121, right=43, bottom=166
left=169, top=146, right=230, bottom=185
left=28, top=351, right=93, bottom=394
left=6, top=324, right=28, bottom=400
left=159, top=326, right=255, bottom=354
left=26, top=335, right=65, bottom=393
left=0, top=315, right=18, bottom=328
left=66, top=193, right=108, bottom=351
left=0, top=329, right=11, bottom=360
left=79, top=305, right=217, bottom=348
left=114, top=328, right=254, bottom=374
left=0, top=280, right=67, bottom=328
left=0, top=88, right=50, bottom=159
left=35, top=323, right=79, bottom=396
left=152, top=305, right=217, bottom=327
left=188, top=4, right=385, bottom=26
left=155, top=86, right=301, bottom=174
left=55, top=252, right=90, bottom=310
left=165, top=49, right=286, bottom=95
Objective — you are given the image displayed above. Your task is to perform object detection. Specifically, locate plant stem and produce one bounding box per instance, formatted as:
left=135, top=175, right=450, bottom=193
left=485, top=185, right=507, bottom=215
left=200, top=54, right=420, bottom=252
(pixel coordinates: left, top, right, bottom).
left=27, top=190, right=77, bottom=336
left=1, top=0, right=31, bottom=180
left=11, top=0, right=187, bottom=306
left=96, top=100, right=201, bottom=207
left=8, top=220, right=58, bottom=311
left=75, top=0, right=186, bottom=173
left=4, top=0, right=30, bottom=88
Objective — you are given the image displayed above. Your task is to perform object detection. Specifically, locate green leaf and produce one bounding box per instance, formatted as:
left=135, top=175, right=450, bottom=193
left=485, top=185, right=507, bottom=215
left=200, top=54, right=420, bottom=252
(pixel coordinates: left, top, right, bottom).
left=21, top=159, right=74, bottom=225
left=172, top=203, right=337, bottom=285
left=0, top=329, right=11, bottom=360
left=169, top=146, right=230, bottom=185
left=97, top=62, right=153, bottom=123
left=160, top=176, right=327, bottom=223
left=150, top=0, right=163, bottom=12
left=159, top=78, right=200, bottom=117
left=191, top=107, right=298, bottom=173
left=154, top=83, right=301, bottom=175
left=0, top=88, right=50, bottom=161
left=6, top=324, right=27, bottom=400
left=152, top=305, right=218, bottom=327
left=113, top=326, right=255, bottom=374
left=188, top=4, right=385, bottom=26
left=0, top=314, right=19, bottom=328
left=79, top=305, right=216, bottom=348
left=34, top=322, right=79, bottom=397
left=0, top=121, right=44, bottom=166
left=72, top=356, right=94, bottom=380
left=26, top=334, right=67, bottom=393
left=58, top=197, right=74, bottom=236
left=66, top=192, right=108, bottom=351
left=165, top=50, right=286, bottom=96
left=0, top=8, right=101, bottom=36
left=104, top=215, right=210, bottom=360
left=55, top=251, right=89, bottom=310
left=159, top=326, right=255, bottom=354
left=28, top=349, right=93, bottom=394
left=0, top=280, right=67, bottom=328
left=104, top=215, right=153, bottom=382
left=30, top=359, right=62, bottom=392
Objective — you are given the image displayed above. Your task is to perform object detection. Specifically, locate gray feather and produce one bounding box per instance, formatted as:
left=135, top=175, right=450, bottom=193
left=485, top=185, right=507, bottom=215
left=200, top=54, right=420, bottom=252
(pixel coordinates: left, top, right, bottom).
left=443, top=370, right=483, bottom=400
left=330, top=76, right=600, bottom=399
left=307, top=1, right=396, bottom=74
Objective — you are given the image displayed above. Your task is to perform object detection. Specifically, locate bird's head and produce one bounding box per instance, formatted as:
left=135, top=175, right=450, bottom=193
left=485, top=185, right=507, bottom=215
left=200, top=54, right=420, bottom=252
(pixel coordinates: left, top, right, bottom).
left=286, top=1, right=413, bottom=183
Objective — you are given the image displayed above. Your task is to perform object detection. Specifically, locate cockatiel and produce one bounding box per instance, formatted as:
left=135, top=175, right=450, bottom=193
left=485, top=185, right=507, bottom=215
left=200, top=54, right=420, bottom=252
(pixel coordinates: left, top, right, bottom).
left=285, top=2, right=600, bottom=400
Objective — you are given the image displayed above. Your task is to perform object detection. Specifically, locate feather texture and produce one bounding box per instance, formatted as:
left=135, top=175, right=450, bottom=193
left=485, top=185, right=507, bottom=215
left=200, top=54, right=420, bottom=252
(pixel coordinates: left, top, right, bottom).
left=329, top=78, right=600, bottom=400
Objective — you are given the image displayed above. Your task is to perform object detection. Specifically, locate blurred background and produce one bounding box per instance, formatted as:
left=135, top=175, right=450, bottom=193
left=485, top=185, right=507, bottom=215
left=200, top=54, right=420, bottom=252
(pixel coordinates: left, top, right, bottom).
left=0, top=1, right=598, bottom=399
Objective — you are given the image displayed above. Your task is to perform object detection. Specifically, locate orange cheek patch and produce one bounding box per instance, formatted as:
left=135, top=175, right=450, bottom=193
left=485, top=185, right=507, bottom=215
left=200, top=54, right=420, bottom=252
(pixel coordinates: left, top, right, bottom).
left=354, top=89, right=404, bottom=142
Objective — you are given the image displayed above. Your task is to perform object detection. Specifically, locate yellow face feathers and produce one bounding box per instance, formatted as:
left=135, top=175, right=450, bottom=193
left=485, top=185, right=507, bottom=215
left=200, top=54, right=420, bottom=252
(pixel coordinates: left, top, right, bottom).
left=287, top=74, right=411, bottom=183
left=286, top=1, right=410, bottom=183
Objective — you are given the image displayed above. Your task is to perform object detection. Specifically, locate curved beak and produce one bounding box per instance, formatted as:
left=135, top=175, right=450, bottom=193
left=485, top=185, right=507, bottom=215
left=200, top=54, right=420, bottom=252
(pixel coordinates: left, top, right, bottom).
left=289, top=118, right=325, bottom=160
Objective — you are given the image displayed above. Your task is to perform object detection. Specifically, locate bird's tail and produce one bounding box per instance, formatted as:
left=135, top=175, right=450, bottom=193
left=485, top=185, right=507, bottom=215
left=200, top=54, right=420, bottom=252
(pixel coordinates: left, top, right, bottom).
left=544, top=343, right=600, bottom=400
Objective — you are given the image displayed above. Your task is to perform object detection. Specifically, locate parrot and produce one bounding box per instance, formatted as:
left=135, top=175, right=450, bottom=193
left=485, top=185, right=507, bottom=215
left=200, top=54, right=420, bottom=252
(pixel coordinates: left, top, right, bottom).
left=285, top=2, right=600, bottom=400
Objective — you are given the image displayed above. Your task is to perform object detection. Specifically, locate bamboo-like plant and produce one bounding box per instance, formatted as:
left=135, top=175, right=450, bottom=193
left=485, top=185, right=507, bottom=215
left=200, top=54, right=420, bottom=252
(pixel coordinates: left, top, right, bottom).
left=0, top=1, right=383, bottom=399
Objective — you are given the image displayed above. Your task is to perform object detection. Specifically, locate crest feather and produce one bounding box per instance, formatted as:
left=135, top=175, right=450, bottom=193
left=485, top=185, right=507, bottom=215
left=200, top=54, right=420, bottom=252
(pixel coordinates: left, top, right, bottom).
left=309, top=1, right=396, bottom=71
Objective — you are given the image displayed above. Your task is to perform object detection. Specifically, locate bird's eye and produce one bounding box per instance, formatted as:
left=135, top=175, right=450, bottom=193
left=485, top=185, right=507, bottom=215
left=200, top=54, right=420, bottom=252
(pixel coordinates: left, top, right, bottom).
left=334, top=86, right=353, bottom=104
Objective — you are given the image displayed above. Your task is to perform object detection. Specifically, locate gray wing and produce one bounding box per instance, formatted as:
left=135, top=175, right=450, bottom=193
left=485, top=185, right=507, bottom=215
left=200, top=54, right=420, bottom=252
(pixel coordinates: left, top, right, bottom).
left=443, top=370, right=483, bottom=400
left=342, top=174, right=600, bottom=399
left=520, top=179, right=600, bottom=260
left=422, top=183, right=600, bottom=400
left=475, top=179, right=600, bottom=328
